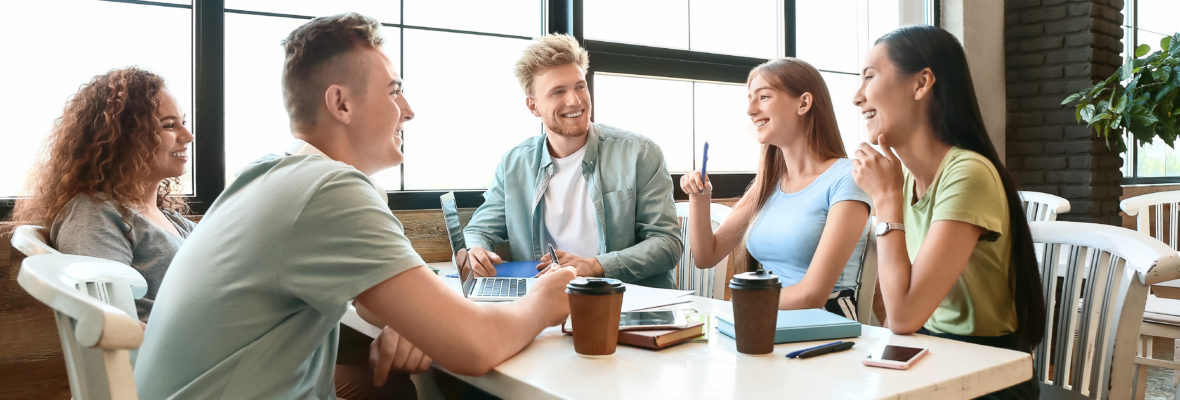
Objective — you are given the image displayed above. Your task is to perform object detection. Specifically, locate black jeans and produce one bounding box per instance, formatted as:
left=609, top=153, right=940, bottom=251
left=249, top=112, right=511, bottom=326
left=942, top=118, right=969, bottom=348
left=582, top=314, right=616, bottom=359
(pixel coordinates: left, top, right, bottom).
left=916, top=328, right=1039, bottom=400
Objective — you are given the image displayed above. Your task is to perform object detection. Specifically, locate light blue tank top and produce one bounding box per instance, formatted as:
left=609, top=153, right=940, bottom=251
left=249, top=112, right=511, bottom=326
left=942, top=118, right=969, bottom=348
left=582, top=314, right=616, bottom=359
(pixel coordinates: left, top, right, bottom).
left=745, top=159, right=871, bottom=290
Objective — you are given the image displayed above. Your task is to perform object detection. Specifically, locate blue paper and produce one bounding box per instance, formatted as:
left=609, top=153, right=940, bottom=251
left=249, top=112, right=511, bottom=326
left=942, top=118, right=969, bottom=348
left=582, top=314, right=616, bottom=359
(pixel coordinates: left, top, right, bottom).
left=445, top=260, right=541, bottom=278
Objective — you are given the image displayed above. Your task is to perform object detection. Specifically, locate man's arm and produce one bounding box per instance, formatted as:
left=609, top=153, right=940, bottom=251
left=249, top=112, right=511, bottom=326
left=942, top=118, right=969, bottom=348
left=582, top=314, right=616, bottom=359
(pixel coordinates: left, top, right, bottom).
left=464, top=155, right=511, bottom=275
left=595, top=142, right=683, bottom=283
left=355, top=266, right=575, bottom=376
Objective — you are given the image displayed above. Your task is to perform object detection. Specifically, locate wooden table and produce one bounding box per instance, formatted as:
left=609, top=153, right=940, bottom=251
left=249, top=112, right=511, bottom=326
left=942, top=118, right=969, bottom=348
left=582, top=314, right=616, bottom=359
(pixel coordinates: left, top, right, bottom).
left=343, top=263, right=1033, bottom=399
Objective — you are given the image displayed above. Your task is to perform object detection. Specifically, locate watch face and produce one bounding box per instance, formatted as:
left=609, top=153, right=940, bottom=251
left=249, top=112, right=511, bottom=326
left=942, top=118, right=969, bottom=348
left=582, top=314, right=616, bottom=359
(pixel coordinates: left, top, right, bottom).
left=875, top=222, right=887, bottom=236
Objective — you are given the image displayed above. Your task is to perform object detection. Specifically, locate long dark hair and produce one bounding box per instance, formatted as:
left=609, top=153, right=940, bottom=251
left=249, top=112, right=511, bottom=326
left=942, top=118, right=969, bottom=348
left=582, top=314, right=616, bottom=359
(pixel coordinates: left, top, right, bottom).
left=877, top=25, right=1045, bottom=352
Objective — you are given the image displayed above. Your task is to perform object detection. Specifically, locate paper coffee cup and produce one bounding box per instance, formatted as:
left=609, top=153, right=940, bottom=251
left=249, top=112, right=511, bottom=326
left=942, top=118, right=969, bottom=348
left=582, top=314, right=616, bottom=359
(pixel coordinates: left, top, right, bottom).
left=566, top=277, right=626, bottom=357
left=728, top=269, right=781, bottom=355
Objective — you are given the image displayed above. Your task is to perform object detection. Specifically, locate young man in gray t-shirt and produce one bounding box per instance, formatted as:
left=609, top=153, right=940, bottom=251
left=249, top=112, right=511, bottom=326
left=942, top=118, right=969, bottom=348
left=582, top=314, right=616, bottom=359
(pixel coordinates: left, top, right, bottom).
left=134, top=13, right=575, bottom=399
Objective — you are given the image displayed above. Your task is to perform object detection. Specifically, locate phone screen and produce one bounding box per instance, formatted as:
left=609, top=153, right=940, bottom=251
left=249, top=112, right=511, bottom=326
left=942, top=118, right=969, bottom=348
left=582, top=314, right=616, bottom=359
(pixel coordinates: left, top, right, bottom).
left=619, top=311, right=677, bottom=327
left=878, top=345, right=924, bottom=362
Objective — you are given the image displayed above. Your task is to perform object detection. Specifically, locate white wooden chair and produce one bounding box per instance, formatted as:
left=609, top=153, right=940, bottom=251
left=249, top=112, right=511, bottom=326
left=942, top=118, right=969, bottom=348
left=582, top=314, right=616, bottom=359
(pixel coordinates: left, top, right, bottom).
left=12, top=224, right=62, bottom=256
left=10, top=225, right=144, bottom=318
left=674, top=202, right=735, bottom=299
left=857, top=223, right=879, bottom=325
left=1120, top=190, right=1180, bottom=399
left=17, top=254, right=147, bottom=400
left=1019, top=190, right=1071, bottom=222
left=1030, top=221, right=1180, bottom=399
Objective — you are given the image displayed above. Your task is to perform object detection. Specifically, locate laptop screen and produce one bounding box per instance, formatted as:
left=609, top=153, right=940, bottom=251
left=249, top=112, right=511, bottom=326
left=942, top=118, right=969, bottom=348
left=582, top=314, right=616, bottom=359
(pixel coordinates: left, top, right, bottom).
left=440, top=192, right=475, bottom=295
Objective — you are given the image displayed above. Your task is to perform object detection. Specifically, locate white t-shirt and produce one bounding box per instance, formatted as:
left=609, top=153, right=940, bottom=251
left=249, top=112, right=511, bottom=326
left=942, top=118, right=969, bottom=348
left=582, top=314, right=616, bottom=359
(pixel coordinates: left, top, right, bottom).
left=544, top=144, right=600, bottom=258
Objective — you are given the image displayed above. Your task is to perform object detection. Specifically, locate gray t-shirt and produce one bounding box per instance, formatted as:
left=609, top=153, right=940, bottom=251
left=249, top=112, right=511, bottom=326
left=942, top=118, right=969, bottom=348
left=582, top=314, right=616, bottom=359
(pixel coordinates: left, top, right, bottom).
left=134, top=154, right=424, bottom=399
left=50, top=193, right=196, bottom=321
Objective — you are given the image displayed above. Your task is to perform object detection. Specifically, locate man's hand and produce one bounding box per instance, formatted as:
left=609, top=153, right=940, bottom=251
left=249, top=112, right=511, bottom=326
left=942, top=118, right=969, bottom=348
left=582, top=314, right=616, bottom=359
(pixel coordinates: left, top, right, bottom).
left=467, top=246, right=502, bottom=277
left=369, top=326, right=432, bottom=386
left=537, top=250, right=604, bottom=277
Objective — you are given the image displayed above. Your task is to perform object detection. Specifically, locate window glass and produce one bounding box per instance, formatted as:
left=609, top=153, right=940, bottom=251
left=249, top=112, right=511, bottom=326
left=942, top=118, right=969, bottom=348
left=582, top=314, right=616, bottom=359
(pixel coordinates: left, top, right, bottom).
left=592, top=74, right=695, bottom=172
left=225, top=0, right=399, bottom=21
left=821, top=72, right=867, bottom=156
left=400, top=30, right=536, bottom=190
left=584, top=0, right=689, bottom=50
left=1137, top=0, right=1180, bottom=41
left=689, top=0, right=779, bottom=59
left=224, top=13, right=403, bottom=188
left=693, top=82, right=760, bottom=172
left=795, top=0, right=860, bottom=73
left=403, top=0, right=540, bottom=37
left=0, top=1, right=192, bottom=196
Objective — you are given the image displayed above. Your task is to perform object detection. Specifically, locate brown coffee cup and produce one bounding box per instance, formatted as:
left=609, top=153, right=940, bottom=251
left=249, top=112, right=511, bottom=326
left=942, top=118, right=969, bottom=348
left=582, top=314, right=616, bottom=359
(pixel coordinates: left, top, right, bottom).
left=566, top=277, right=626, bottom=357
left=728, top=269, right=781, bottom=355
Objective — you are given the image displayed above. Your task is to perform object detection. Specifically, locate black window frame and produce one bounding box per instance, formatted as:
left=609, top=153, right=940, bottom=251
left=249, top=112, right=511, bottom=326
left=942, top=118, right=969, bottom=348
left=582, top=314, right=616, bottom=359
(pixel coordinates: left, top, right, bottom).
left=0, top=0, right=939, bottom=218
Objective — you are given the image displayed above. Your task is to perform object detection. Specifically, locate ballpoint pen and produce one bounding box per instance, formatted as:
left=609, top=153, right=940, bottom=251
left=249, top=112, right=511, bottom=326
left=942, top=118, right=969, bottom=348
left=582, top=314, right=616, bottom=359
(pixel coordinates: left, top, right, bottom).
left=785, top=341, right=855, bottom=359
left=536, top=243, right=561, bottom=277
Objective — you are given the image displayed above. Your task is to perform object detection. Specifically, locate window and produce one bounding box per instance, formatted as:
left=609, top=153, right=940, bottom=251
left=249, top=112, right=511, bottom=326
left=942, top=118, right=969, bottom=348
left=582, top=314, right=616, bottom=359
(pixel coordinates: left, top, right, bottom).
left=0, top=0, right=193, bottom=198
left=1122, top=0, right=1180, bottom=182
left=0, top=0, right=937, bottom=216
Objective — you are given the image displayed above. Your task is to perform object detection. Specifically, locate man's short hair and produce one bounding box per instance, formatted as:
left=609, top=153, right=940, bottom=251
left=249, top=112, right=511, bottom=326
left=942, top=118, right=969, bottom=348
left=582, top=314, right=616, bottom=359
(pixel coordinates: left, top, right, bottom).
left=514, top=34, right=589, bottom=97
left=281, top=12, right=383, bottom=132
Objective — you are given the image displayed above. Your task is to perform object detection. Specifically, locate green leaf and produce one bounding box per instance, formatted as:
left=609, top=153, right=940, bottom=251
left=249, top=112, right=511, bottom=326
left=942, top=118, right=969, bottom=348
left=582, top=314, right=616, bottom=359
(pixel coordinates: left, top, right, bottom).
left=1062, top=92, right=1083, bottom=105
left=1165, top=36, right=1174, bottom=53
left=1137, top=44, right=1152, bottom=58
left=1080, top=104, right=1097, bottom=122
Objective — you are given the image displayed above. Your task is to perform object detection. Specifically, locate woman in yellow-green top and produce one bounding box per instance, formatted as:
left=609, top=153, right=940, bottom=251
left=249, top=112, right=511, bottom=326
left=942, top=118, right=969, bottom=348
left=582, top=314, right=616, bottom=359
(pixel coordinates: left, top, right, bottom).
left=850, top=25, right=1045, bottom=399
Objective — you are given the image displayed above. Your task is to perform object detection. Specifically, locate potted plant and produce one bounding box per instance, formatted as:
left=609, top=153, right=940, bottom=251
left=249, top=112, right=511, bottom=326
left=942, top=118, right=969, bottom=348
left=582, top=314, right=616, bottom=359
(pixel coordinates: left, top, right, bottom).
left=1062, top=33, right=1180, bottom=152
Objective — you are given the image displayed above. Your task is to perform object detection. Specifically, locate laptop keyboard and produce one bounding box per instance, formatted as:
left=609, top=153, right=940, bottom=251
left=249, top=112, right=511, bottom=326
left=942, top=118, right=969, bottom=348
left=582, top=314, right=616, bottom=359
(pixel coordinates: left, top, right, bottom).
left=478, top=278, right=527, bottom=297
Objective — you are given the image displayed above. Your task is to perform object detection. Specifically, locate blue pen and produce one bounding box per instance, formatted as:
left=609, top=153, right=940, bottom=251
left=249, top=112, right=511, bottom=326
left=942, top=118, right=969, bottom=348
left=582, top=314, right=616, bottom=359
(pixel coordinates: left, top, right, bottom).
left=786, top=341, right=852, bottom=359
left=698, top=142, right=709, bottom=194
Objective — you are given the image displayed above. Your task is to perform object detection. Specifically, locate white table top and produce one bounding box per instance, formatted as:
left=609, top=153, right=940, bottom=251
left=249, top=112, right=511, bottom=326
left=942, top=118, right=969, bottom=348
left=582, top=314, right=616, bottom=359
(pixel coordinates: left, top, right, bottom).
left=345, top=263, right=1032, bottom=400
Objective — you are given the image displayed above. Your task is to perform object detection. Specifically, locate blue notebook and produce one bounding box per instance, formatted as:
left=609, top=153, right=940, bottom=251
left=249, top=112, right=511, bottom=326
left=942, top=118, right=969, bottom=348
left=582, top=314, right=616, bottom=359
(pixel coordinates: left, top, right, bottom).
left=446, top=261, right=540, bottom=278
left=716, top=309, right=861, bottom=344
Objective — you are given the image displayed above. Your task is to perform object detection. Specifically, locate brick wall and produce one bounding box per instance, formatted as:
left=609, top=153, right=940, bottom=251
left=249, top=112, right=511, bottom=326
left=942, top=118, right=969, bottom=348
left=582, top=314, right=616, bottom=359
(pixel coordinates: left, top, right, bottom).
left=1005, top=0, right=1125, bottom=225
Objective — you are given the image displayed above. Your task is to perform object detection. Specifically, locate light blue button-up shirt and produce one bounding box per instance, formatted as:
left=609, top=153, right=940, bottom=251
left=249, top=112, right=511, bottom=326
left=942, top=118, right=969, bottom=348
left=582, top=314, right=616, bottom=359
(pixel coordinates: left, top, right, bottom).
left=464, top=123, right=682, bottom=288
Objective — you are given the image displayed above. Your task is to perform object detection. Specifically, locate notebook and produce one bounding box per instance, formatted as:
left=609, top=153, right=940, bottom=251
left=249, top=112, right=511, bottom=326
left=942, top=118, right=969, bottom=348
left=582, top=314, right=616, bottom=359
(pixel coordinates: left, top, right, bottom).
left=618, top=322, right=705, bottom=349
left=441, top=192, right=536, bottom=302
left=716, top=309, right=861, bottom=344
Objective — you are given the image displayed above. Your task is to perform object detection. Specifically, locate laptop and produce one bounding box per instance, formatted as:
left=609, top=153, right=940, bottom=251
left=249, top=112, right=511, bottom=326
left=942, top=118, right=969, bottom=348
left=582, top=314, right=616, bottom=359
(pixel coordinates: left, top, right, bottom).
left=440, top=192, right=536, bottom=302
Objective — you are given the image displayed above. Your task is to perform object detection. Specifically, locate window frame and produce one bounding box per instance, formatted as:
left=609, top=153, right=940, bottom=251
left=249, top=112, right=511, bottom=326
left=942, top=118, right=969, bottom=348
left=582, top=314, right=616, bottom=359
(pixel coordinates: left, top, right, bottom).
left=0, top=0, right=939, bottom=217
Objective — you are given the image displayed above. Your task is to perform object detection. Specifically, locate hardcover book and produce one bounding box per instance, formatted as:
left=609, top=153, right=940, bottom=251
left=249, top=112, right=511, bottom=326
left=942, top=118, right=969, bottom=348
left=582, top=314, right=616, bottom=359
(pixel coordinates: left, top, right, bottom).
left=716, top=309, right=861, bottom=344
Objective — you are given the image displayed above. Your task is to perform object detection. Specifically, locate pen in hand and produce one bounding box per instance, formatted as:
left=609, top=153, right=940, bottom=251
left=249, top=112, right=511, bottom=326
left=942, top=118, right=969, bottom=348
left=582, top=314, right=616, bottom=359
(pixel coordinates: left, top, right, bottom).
left=536, top=243, right=561, bottom=277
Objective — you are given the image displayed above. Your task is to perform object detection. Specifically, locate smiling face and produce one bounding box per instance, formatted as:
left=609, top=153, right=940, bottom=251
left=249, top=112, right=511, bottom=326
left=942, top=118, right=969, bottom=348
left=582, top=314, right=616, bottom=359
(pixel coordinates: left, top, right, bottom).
left=746, top=73, right=809, bottom=147
left=349, top=48, right=406, bottom=170
left=853, top=43, right=927, bottom=145
left=149, top=89, right=193, bottom=182
left=527, top=63, right=592, bottom=137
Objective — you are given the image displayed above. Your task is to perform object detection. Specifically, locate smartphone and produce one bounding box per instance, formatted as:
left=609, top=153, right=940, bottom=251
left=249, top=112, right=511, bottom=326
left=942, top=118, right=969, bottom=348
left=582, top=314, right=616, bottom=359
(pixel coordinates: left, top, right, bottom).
left=619, top=310, right=689, bottom=330
left=862, top=344, right=928, bottom=370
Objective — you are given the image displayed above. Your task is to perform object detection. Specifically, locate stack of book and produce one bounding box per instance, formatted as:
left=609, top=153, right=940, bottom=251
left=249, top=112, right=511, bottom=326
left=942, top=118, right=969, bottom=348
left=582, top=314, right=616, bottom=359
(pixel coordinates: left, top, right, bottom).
left=716, top=309, right=861, bottom=343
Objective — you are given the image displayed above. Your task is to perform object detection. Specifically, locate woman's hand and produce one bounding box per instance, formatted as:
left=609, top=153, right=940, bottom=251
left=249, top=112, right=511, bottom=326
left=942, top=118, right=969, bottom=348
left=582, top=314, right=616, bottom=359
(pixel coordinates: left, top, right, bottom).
left=679, top=170, right=712, bottom=200
left=851, top=138, right=903, bottom=206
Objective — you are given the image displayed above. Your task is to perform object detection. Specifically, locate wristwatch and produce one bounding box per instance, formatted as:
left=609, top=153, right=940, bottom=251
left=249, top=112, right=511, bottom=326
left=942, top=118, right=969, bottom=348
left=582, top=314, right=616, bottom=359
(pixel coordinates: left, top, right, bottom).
left=874, top=221, right=904, bottom=237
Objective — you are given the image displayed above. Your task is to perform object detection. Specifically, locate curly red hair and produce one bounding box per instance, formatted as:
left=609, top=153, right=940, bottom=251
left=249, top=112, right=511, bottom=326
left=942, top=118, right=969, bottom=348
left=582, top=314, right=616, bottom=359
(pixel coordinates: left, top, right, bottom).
left=11, top=67, right=187, bottom=229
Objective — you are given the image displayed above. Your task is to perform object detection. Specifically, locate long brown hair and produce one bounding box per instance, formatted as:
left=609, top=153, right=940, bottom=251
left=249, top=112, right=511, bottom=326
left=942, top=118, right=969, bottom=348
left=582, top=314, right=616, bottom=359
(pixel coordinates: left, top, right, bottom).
left=744, top=58, right=846, bottom=212
left=11, top=67, right=187, bottom=230
left=740, top=58, right=847, bottom=270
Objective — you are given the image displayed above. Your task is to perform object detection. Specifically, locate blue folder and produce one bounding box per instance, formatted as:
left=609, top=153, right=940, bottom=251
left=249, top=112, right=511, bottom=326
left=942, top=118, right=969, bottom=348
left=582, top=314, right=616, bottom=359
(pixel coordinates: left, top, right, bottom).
left=716, top=309, right=861, bottom=344
left=446, top=261, right=540, bottom=278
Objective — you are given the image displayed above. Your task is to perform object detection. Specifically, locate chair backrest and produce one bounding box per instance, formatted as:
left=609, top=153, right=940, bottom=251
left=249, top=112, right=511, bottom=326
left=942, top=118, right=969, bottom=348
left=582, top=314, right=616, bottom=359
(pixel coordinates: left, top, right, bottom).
left=11, top=224, right=62, bottom=256
left=10, top=224, right=146, bottom=318
left=17, top=254, right=147, bottom=400
left=1120, top=190, right=1180, bottom=251
left=1030, top=221, right=1180, bottom=399
left=1018, top=191, right=1071, bottom=222
left=674, top=202, right=734, bottom=299
left=856, top=219, right=879, bottom=325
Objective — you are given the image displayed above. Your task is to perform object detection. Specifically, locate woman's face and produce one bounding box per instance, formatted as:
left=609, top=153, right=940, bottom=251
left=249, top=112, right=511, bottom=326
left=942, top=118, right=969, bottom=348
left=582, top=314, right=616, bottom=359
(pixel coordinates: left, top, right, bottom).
left=853, top=43, right=923, bottom=145
left=746, top=73, right=808, bottom=147
left=149, top=90, right=193, bottom=181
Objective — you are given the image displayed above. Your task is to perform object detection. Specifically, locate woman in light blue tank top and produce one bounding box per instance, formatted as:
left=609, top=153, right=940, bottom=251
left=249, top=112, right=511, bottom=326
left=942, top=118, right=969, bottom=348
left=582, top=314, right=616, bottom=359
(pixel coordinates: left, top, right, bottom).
left=679, top=58, right=871, bottom=320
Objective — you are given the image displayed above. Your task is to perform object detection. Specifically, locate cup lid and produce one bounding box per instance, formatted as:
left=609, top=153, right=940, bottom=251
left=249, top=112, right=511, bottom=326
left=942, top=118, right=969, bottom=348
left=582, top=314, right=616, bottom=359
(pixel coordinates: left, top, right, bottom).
left=566, top=277, right=626, bottom=295
left=729, top=269, right=781, bottom=290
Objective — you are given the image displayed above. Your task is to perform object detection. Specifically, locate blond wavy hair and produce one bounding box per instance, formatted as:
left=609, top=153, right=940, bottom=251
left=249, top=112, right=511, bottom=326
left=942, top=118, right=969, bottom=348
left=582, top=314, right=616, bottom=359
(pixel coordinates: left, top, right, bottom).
left=11, top=67, right=187, bottom=230
left=514, top=34, right=589, bottom=96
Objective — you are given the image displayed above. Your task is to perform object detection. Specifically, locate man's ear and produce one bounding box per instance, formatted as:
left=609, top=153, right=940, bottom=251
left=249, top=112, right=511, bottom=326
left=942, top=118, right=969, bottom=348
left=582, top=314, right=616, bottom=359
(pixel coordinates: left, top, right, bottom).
left=797, top=92, right=813, bottom=115
left=913, top=68, right=936, bottom=101
left=526, top=96, right=541, bottom=117
left=324, top=84, right=351, bottom=124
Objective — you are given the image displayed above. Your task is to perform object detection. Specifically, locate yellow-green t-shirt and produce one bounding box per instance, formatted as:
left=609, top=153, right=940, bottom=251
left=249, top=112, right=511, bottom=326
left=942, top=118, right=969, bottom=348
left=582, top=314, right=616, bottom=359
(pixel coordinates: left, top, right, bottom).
left=903, top=146, right=1017, bottom=337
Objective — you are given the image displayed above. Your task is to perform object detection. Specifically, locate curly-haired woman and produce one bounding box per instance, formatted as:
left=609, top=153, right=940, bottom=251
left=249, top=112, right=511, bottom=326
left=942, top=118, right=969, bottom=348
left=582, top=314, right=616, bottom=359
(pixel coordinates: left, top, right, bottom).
left=11, top=67, right=196, bottom=322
